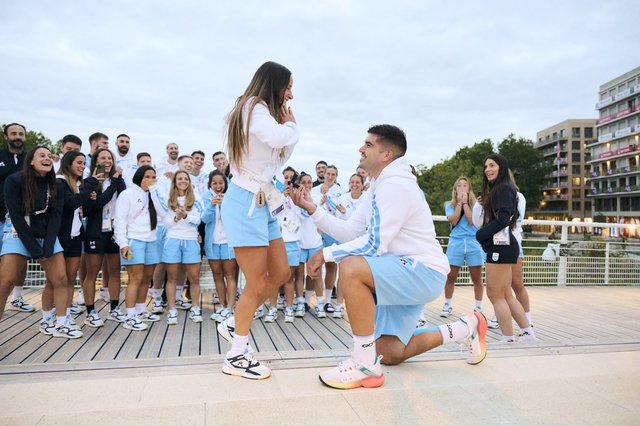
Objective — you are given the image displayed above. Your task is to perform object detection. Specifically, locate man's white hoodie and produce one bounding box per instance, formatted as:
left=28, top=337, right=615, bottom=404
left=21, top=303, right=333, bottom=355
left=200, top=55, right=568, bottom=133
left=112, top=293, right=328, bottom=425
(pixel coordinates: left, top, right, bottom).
left=311, top=156, right=450, bottom=277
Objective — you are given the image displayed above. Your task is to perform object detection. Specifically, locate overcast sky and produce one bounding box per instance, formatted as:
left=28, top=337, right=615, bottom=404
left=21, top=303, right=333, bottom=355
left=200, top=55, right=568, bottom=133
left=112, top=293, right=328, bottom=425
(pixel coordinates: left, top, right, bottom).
left=2, top=1, right=638, bottom=183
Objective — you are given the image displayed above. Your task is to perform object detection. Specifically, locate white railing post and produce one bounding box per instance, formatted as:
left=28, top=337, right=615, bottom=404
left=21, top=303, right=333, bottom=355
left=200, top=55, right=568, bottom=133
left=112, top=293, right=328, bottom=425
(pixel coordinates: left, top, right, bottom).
left=557, top=224, right=569, bottom=286
left=604, top=242, right=610, bottom=285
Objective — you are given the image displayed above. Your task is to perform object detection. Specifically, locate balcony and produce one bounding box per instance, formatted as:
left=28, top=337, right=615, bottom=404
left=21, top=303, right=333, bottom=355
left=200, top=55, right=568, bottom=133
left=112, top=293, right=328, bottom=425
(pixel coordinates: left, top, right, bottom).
left=543, top=181, right=569, bottom=190
left=543, top=193, right=569, bottom=201
left=588, top=185, right=640, bottom=197
left=589, top=165, right=640, bottom=181
left=548, top=169, right=569, bottom=178
left=542, top=145, right=568, bottom=157
left=588, top=144, right=639, bottom=164
left=596, top=104, right=640, bottom=127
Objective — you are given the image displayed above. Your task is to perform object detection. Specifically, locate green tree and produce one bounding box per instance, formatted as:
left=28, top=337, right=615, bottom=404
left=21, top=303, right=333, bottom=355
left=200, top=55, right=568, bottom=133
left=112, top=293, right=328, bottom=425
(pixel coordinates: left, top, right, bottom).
left=1, top=124, right=57, bottom=153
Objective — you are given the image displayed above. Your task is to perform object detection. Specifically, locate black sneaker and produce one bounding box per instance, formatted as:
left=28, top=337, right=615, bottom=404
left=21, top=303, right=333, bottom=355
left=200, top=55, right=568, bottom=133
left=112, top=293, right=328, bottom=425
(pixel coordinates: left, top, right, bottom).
left=324, top=303, right=335, bottom=313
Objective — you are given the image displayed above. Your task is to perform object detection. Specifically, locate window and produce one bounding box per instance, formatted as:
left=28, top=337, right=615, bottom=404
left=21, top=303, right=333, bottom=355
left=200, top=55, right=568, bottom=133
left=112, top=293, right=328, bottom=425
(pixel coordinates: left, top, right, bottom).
left=619, top=178, right=626, bottom=187
left=572, top=165, right=581, bottom=174
left=572, top=153, right=581, bottom=162
left=585, top=127, right=593, bottom=138
left=585, top=201, right=592, bottom=211
left=572, top=127, right=581, bottom=138
left=572, top=189, right=581, bottom=197
left=572, top=141, right=581, bottom=150
left=573, top=177, right=581, bottom=186
left=560, top=129, right=566, bottom=138
left=630, top=176, right=637, bottom=186
left=572, top=202, right=581, bottom=211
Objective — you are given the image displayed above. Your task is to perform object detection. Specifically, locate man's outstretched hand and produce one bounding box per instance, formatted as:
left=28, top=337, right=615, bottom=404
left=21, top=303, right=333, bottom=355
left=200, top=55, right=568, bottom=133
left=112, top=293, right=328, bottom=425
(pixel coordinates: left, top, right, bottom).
left=307, top=249, right=326, bottom=279
left=291, top=186, right=317, bottom=215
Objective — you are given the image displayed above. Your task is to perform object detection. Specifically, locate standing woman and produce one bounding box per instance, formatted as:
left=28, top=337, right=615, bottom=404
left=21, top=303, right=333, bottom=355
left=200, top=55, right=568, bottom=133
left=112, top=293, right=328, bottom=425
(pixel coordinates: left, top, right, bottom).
left=0, top=147, right=76, bottom=337
left=475, top=154, right=533, bottom=343
left=81, top=148, right=127, bottom=324
left=56, top=151, right=99, bottom=328
left=440, top=177, right=484, bottom=318
left=218, top=61, right=298, bottom=380
left=152, top=170, right=204, bottom=325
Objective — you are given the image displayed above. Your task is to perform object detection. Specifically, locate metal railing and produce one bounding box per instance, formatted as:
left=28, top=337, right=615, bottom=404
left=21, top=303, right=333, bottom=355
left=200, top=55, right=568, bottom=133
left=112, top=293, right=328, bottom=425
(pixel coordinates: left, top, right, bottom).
left=20, top=218, right=640, bottom=287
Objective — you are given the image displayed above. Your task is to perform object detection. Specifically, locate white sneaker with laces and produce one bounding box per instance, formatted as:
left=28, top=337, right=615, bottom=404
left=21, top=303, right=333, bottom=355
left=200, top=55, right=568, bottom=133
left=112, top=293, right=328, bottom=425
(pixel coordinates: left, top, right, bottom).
left=151, top=298, right=164, bottom=314
left=488, top=315, right=500, bottom=329
left=124, top=316, right=149, bottom=331
left=284, top=306, right=294, bottom=323
left=106, top=309, right=127, bottom=323
left=10, top=297, right=35, bottom=313
left=319, top=356, right=385, bottom=389
left=315, top=304, right=327, bottom=318
left=99, top=288, right=110, bottom=303
left=416, top=312, right=428, bottom=328
left=213, top=307, right=232, bottom=323
left=52, top=323, right=83, bottom=339
left=276, top=295, right=285, bottom=311
left=210, top=307, right=223, bottom=322
left=175, top=299, right=192, bottom=310
left=519, top=330, right=536, bottom=342
left=294, top=302, right=306, bottom=318
left=264, top=307, right=277, bottom=323
left=253, top=305, right=265, bottom=320
left=222, top=348, right=271, bottom=380
left=189, top=307, right=203, bottom=323
left=66, top=316, right=80, bottom=332
left=70, top=303, right=86, bottom=315
left=85, top=310, right=104, bottom=328
left=40, top=318, right=55, bottom=336
left=167, top=310, right=178, bottom=325
left=333, top=305, right=344, bottom=319
left=461, top=312, right=487, bottom=365
left=440, top=303, right=452, bottom=318
left=137, top=310, right=161, bottom=322
left=324, top=302, right=335, bottom=314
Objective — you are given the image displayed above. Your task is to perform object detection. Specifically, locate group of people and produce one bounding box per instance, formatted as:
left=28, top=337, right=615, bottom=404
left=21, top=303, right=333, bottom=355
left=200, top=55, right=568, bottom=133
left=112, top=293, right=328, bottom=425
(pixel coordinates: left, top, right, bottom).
left=0, top=60, right=535, bottom=391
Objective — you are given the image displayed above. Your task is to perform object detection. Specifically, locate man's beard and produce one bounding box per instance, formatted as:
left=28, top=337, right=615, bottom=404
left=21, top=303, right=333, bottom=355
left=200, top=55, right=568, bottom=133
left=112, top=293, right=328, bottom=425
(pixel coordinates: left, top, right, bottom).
left=169, top=153, right=178, bottom=160
left=8, top=139, right=24, bottom=150
left=118, top=146, right=129, bottom=156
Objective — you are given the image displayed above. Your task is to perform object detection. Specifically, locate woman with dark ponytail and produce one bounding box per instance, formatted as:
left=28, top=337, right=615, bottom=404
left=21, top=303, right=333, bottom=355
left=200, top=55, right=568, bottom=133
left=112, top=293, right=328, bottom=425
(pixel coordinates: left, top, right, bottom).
left=113, top=165, right=161, bottom=331
left=475, top=154, right=534, bottom=343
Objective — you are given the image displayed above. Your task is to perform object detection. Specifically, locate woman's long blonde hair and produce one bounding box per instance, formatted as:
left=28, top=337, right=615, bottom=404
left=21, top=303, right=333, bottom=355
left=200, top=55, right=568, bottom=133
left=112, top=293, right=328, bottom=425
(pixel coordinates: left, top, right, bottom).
left=450, top=176, right=477, bottom=207
left=226, top=61, right=292, bottom=168
left=168, top=171, right=195, bottom=212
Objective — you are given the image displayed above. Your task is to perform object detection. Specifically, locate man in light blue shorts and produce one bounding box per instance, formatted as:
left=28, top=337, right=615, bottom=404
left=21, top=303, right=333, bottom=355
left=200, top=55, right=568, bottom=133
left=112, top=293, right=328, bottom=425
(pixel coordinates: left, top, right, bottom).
left=293, top=124, right=488, bottom=390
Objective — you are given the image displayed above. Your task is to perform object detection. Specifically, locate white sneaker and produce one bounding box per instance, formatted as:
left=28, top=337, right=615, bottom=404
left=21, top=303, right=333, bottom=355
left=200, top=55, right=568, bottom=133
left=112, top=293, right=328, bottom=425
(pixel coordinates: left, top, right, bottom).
left=212, top=294, right=220, bottom=304
left=212, top=307, right=232, bottom=323
left=416, top=312, right=428, bottom=328
left=124, top=316, right=149, bottom=331
left=75, top=290, right=85, bottom=306
left=217, top=317, right=235, bottom=342
left=99, top=288, right=110, bottom=303
left=264, top=307, right=277, bottom=323
left=210, top=307, right=223, bottom=322
left=9, top=297, right=35, bottom=312
left=461, top=312, right=487, bottom=365
left=519, top=330, right=536, bottom=342
left=52, top=323, right=83, bottom=339
left=222, top=348, right=271, bottom=380
left=315, top=304, right=326, bottom=318
left=488, top=315, right=500, bottom=329
left=319, top=356, right=384, bottom=390
left=39, top=318, right=55, bottom=336
left=324, top=302, right=335, bottom=313
left=276, top=295, right=285, bottom=311
left=189, top=307, right=203, bottom=323
left=284, top=306, right=294, bottom=323
left=84, top=310, right=104, bottom=328
left=253, top=305, right=265, bottom=320
left=137, top=310, right=161, bottom=322
left=333, top=304, right=344, bottom=319
left=66, top=315, right=80, bottom=332
left=440, top=303, right=452, bottom=318
left=106, top=309, right=127, bottom=323
left=167, top=310, right=178, bottom=325
left=175, top=299, right=192, bottom=310
left=70, top=303, right=86, bottom=315
left=294, top=302, right=306, bottom=318
left=151, top=298, right=164, bottom=314
left=474, top=306, right=483, bottom=313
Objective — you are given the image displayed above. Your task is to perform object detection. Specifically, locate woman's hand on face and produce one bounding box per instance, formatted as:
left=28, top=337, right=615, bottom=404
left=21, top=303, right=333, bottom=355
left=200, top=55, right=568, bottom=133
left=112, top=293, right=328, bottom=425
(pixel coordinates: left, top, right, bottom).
left=280, top=104, right=296, bottom=124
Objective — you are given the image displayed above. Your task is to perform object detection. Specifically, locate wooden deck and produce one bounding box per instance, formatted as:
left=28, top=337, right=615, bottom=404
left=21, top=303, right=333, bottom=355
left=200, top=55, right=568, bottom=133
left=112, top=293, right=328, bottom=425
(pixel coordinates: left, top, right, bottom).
left=1, top=286, right=639, bottom=374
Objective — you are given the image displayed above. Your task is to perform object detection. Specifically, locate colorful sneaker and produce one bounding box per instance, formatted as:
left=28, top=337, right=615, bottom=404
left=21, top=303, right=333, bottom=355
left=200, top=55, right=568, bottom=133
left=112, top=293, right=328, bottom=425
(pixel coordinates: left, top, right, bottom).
left=137, top=310, right=161, bottom=322
left=70, top=303, right=86, bottom=315
left=84, top=310, right=104, bottom=328
left=315, top=304, right=327, bottom=318
left=166, top=309, right=178, bottom=325
left=10, top=297, right=35, bottom=313
left=39, top=318, right=55, bottom=336
left=106, top=309, right=127, bottom=323
left=264, top=307, right=277, bottom=323
left=99, top=288, right=110, bottom=303
left=124, top=316, right=149, bottom=331
left=294, top=302, right=306, bottom=318
left=189, top=307, right=203, bottom=323
left=488, top=315, right=500, bottom=329
left=75, top=290, right=85, bottom=306
left=175, top=299, right=192, bottom=310
left=284, top=306, right=294, bottom=323
left=324, top=302, right=335, bottom=314
left=52, top=323, right=83, bottom=339
left=333, top=304, right=344, bottom=319
left=319, top=356, right=385, bottom=390
left=222, top=348, right=271, bottom=380
left=151, top=298, right=164, bottom=314
left=440, top=303, right=452, bottom=318
left=253, top=305, right=265, bottom=321
left=461, top=312, right=487, bottom=365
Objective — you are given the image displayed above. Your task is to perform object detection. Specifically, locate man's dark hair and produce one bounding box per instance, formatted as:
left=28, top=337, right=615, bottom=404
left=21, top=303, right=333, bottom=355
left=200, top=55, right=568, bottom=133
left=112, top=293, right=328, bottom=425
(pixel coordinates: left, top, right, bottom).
left=315, top=160, right=327, bottom=167
left=3, top=122, right=26, bottom=136
left=192, top=150, right=205, bottom=158
left=137, top=152, right=151, bottom=161
left=62, top=134, right=82, bottom=146
left=368, top=124, right=407, bottom=158
left=89, top=132, right=108, bottom=143
left=212, top=151, right=225, bottom=159
left=116, top=133, right=129, bottom=140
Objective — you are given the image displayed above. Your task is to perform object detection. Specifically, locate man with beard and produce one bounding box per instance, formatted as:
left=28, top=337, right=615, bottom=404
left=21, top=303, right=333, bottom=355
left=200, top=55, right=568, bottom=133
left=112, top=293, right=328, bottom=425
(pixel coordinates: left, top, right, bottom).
left=0, top=123, right=34, bottom=312
left=313, top=160, right=327, bottom=187
left=83, top=132, right=109, bottom=179
left=155, top=143, right=180, bottom=177
left=114, top=134, right=135, bottom=187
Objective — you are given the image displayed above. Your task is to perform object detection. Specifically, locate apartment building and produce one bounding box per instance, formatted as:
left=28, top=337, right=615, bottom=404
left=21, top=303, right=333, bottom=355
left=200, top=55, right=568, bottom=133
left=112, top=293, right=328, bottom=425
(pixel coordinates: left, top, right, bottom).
left=532, top=119, right=596, bottom=221
left=588, top=66, right=640, bottom=237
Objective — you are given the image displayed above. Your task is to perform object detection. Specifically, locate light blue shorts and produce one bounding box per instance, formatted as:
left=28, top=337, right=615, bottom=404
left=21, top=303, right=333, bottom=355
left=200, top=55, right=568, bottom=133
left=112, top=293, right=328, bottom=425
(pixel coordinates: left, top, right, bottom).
left=285, top=241, right=300, bottom=267
left=0, top=221, right=5, bottom=252
left=446, top=237, right=484, bottom=267
left=205, top=242, right=235, bottom=260
left=364, top=256, right=446, bottom=345
left=154, top=225, right=167, bottom=261
left=121, top=239, right=160, bottom=266
left=518, top=240, right=524, bottom=259
left=162, top=238, right=201, bottom=264
left=221, top=182, right=281, bottom=248
left=322, top=232, right=339, bottom=248
left=299, top=246, right=322, bottom=263
left=1, top=233, right=64, bottom=258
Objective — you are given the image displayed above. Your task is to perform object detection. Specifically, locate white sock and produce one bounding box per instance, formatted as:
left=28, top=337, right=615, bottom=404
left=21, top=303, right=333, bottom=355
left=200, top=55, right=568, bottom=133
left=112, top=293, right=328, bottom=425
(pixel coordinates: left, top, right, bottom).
left=296, top=296, right=304, bottom=304
left=135, top=303, right=146, bottom=315
left=304, top=291, right=312, bottom=304
left=353, top=334, right=376, bottom=365
left=438, top=320, right=470, bottom=344
left=525, top=311, right=532, bottom=325
left=42, top=310, right=52, bottom=321
left=12, top=286, right=23, bottom=300
left=176, top=285, right=183, bottom=301
left=56, top=316, right=66, bottom=328
left=324, top=289, right=332, bottom=302
left=502, top=335, right=515, bottom=342
left=66, top=308, right=71, bottom=316
left=444, top=298, right=452, bottom=306
left=230, top=333, right=249, bottom=356
left=126, top=307, right=136, bottom=318
left=335, top=303, right=343, bottom=310
left=475, top=300, right=482, bottom=310
left=316, top=296, right=324, bottom=307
